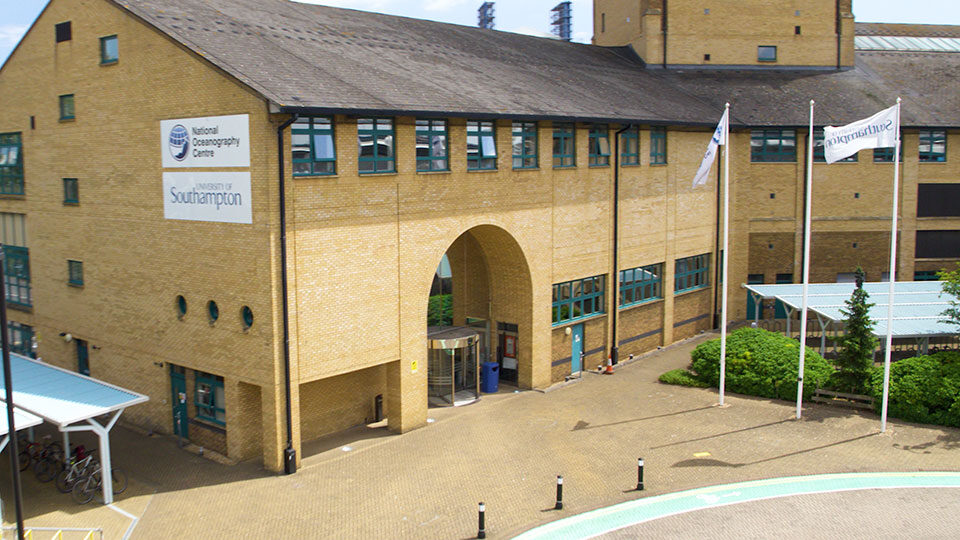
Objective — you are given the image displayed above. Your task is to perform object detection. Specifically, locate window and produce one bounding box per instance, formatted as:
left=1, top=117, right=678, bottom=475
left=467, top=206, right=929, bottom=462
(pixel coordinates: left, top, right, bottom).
left=55, top=21, right=72, bottom=43
left=512, top=122, right=538, bottom=169
left=176, top=295, right=187, bottom=318
left=873, top=146, right=901, bottom=162
left=207, top=300, right=219, bottom=322
left=194, top=371, right=225, bottom=425
left=67, top=260, right=83, bottom=286
left=357, top=118, right=394, bottom=173
left=100, top=35, right=118, bottom=64
left=758, top=45, right=777, bottom=62
left=674, top=254, right=710, bottom=293
left=7, top=321, right=35, bottom=358
left=552, top=275, right=605, bottom=325
left=63, top=178, right=79, bottom=204
left=914, top=270, right=940, bottom=281
left=776, top=273, right=793, bottom=284
left=813, top=129, right=857, bottom=162
left=1, top=213, right=29, bottom=307
left=919, top=130, right=946, bottom=162
left=917, top=184, right=960, bottom=217
left=415, top=119, right=448, bottom=172
left=588, top=124, right=610, bottom=167
left=836, top=272, right=857, bottom=283
left=620, top=127, right=639, bottom=166
left=751, top=129, right=796, bottom=162
left=59, top=94, right=75, bottom=121
left=467, top=121, right=497, bottom=170
left=552, top=123, right=575, bottom=168
left=241, top=306, right=254, bottom=329
left=620, top=263, right=663, bottom=307
left=916, top=230, right=960, bottom=259
left=0, top=133, right=24, bottom=196
left=292, top=117, right=336, bottom=176
left=650, top=127, right=667, bottom=164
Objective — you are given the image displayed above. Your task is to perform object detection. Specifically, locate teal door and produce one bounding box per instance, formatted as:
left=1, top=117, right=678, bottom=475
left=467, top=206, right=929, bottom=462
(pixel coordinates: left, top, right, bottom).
left=774, top=273, right=793, bottom=318
left=747, top=274, right=764, bottom=319
left=76, top=339, right=90, bottom=376
left=170, top=365, right=189, bottom=439
left=571, top=324, right=584, bottom=373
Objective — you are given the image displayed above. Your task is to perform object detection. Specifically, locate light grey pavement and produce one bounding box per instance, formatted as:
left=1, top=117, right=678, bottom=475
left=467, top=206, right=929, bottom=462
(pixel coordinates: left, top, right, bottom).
left=2, top=332, right=959, bottom=539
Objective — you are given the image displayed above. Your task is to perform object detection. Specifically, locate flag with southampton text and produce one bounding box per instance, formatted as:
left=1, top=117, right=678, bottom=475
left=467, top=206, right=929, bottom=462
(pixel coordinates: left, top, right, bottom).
left=822, top=105, right=898, bottom=164
left=692, top=109, right=728, bottom=186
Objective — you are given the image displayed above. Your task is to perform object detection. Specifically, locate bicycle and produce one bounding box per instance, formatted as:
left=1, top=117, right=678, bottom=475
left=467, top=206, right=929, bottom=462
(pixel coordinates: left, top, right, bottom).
left=17, top=435, right=62, bottom=473
left=71, top=461, right=127, bottom=505
left=55, top=446, right=96, bottom=494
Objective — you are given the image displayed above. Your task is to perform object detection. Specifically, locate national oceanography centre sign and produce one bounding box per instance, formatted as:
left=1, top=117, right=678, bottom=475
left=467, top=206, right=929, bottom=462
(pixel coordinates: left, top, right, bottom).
left=160, top=114, right=252, bottom=224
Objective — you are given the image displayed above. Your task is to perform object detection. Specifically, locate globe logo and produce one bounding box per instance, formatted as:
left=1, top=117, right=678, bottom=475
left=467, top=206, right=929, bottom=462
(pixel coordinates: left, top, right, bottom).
left=168, top=124, right=190, bottom=161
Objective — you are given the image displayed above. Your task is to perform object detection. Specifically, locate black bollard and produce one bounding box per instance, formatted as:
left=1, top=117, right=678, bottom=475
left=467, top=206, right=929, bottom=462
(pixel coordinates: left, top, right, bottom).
left=555, top=475, right=564, bottom=510
left=637, top=457, right=645, bottom=491
left=477, top=502, right=486, bottom=539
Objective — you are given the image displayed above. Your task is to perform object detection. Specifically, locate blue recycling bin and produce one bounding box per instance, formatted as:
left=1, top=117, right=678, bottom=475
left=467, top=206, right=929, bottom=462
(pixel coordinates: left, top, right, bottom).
left=481, top=361, right=500, bottom=393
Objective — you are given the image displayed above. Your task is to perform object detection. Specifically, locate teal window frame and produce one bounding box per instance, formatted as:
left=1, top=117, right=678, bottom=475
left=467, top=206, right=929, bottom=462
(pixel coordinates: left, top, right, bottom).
left=674, top=253, right=710, bottom=293
left=873, top=146, right=902, bottom=162
left=751, top=129, right=796, bottom=162
left=467, top=120, right=497, bottom=170
left=59, top=94, right=75, bottom=121
left=813, top=129, right=857, bottom=162
left=7, top=321, right=35, bottom=358
left=0, top=133, right=24, bottom=196
left=619, top=263, right=663, bottom=307
left=358, top=117, right=395, bottom=173
left=194, top=371, right=225, bottom=425
left=552, top=275, right=605, bottom=325
left=292, top=117, right=336, bottom=176
left=3, top=245, right=31, bottom=307
left=415, top=119, right=448, bottom=172
left=552, top=123, right=576, bottom=168
left=67, top=259, right=83, bottom=286
left=588, top=124, right=611, bottom=167
left=758, top=45, right=777, bottom=62
left=512, top=121, right=538, bottom=169
left=650, top=127, right=667, bottom=164
left=918, top=130, right=946, bottom=162
left=241, top=305, right=254, bottom=328
left=63, top=178, right=79, bottom=204
left=100, top=35, right=118, bottom=64
left=620, top=127, right=639, bottom=166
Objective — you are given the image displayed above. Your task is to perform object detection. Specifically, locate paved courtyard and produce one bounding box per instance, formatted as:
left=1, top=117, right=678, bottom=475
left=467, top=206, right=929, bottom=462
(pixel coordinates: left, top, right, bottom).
left=3, top=332, right=959, bottom=538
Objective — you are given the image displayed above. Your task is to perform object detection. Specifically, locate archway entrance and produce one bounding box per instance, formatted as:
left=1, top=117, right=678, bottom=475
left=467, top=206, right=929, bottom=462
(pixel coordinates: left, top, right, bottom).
left=426, top=225, right=533, bottom=397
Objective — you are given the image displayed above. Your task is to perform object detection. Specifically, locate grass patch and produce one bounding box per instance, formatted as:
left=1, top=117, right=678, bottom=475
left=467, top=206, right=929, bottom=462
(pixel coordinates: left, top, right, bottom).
left=659, top=368, right=710, bottom=388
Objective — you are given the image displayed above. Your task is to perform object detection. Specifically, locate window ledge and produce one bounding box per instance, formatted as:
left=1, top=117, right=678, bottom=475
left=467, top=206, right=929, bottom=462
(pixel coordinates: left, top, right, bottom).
left=67, top=282, right=84, bottom=288
left=417, top=170, right=452, bottom=175
left=63, top=201, right=79, bottom=206
left=0, top=194, right=26, bottom=200
left=100, top=60, right=118, bottom=66
left=59, top=117, right=76, bottom=123
left=917, top=216, right=960, bottom=220
left=358, top=171, right=398, bottom=177
left=649, top=162, right=668, bottom=167
left=293, top=173, right=338, bottom=179
left=674, top=285, right=710, bottom=298
left=620, top=163, right=641, bottom=168
left=467, top=168, right=498, bottom=173
left=7, top=304, right=32, bottom=313
left=589, top=164, right=611, bottom=168
left=918, top=160, right=947, bottom=164
left=551, top=312, right=607, bottom=330
left=749, top=161, right=796, bottom=164
left=512, top=167, right=540, bottom=172
left=619, top=297, right=664, bottom=312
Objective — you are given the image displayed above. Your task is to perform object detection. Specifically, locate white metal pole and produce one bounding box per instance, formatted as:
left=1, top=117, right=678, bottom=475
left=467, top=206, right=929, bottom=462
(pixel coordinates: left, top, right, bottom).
left=797, top=100, right=815, bottom=420
left=719, top=104, right=730, bottom=406
left=881, top=98, right=902, bottom=433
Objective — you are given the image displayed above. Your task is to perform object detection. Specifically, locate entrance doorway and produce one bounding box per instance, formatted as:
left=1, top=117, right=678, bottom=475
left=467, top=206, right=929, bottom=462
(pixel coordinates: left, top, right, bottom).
left=76, top=339, right=89, bottom=376
left=570, top=323, right=583, bottom=374
left=427, top=326, right=480, bottom=406
left=170, top=365, right=189, bottom=439
left=496, top=322, right=519, bottom=384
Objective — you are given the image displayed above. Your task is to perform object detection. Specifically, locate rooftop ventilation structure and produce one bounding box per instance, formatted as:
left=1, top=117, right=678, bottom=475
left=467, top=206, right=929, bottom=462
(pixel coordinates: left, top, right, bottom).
left=478, top=2, right=494, bottom=30
left=551, top=1, right=572, bottom=42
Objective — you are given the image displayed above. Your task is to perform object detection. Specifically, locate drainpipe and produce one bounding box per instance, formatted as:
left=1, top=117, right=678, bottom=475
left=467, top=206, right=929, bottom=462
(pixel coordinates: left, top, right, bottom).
left=277, top=112, right=299, bottom=474
left=611, top=124, right=632, bottom=365
left=661, top=1, right=668, bottom=69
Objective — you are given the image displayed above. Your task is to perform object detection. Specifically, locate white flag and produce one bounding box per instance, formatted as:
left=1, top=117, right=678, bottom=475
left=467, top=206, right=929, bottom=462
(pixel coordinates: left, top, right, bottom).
left=823, top=104, right=898, bottom=164
left=692, top=109, right=728, bottom=187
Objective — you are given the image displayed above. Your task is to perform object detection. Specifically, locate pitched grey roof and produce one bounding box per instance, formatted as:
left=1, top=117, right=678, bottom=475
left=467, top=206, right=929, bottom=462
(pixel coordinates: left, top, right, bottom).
left=113, top=0, right=960, bottom=128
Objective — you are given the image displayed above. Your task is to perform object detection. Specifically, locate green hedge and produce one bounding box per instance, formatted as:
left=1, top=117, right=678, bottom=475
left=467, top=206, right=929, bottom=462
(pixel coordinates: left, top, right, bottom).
left=659, top=368, right=710, bottom=388
left=689, top=327, right=833, bottom=400
left=866, top=351, right=960, bottom=427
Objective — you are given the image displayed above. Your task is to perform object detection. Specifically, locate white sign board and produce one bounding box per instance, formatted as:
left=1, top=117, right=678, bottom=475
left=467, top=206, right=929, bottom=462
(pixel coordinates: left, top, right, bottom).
left=160, top=114, right=250, bottom=168
left=163, top=172, right=252, bottom=224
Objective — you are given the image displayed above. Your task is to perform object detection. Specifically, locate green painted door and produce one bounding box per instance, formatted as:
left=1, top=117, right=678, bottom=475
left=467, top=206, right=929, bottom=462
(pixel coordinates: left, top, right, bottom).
left=570, top=324, right=583, bottom=373
left=170, top=365, right=189, bottom=439
left=747, top=274, right=764, bottom=319
left=76, top=339, right=90, bottom=376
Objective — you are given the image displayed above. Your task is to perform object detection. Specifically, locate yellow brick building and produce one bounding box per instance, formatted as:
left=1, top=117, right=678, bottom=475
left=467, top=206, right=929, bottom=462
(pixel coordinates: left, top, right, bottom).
left=0, top=0, right=956, bottom=472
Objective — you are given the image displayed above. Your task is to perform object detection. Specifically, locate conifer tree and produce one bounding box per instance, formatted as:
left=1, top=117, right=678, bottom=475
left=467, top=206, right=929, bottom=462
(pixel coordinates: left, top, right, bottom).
left=836, top=267, right=878, bottom=393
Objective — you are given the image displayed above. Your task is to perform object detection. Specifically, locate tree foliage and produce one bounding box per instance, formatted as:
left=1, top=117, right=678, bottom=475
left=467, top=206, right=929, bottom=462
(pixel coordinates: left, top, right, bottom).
left=835, top=267, right=878, bottom=393
left=938, top=262, right=960, bottom=333
left=427, top=294, right=453, bottom=326
left=866, top=351, right=960, bottom=427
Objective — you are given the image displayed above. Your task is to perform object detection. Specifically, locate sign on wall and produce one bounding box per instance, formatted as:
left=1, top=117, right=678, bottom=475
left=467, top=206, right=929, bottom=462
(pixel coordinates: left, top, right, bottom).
left=160, top=114, right=250, bottom=168
left=163, top=172, right=252, bottom=224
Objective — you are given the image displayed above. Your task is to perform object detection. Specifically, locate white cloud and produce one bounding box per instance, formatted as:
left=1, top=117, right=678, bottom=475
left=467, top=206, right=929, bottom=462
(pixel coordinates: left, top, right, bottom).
left=502, top=25, right=552, bottom=39
left=423, top=0, right=470, bottom=13
left=0, top=25, right=28, bottom=47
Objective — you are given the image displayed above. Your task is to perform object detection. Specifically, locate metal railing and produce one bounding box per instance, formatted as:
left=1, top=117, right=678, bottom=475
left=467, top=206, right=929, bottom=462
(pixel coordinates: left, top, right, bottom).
left=3, top=528, right=102, bottom=540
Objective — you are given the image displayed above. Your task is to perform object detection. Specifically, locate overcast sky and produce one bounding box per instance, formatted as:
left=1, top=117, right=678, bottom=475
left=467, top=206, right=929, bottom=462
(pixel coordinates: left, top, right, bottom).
left=2, top=0, right=960, bottom=64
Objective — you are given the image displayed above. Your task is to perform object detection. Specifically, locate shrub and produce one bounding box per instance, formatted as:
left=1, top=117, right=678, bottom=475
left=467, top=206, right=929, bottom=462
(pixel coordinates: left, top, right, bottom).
left=866, top=351, right=960, bottom=427
left=659, top=368, right=710, bottom=388
left=690, top=327, right=833, bottom=400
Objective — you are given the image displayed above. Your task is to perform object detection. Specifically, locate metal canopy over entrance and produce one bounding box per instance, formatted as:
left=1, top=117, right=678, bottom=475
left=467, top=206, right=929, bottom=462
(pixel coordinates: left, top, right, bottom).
left=744, top=281, right=953, bottom=354
left=0, top=353, right=148, bottom=504
left=0, top=403, right=42, bottom=452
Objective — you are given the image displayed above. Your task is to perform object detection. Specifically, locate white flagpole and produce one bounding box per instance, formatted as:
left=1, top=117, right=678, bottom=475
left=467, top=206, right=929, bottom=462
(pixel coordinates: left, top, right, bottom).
left=719, top=103, right=730, bottom=406
left=881, top=97, right=902, bottom=433
left=797, top=100, right=815, bottom=420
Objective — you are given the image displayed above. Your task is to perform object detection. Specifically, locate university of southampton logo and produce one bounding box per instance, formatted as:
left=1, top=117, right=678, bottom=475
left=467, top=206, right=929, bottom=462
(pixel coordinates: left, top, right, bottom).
left=168, top=124, right=190, bottom=161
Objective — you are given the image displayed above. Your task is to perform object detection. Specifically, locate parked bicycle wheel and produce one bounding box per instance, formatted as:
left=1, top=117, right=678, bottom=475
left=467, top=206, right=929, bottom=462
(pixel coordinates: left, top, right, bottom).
left=56, top=468, right=80, bottom=494
left=110, top=468, right=128, bottom=495
left=18, top=449, right=30, bottom=471
left=71, top=475, right=98, bottom=505
left=34, top=457, right=58, bottom=483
